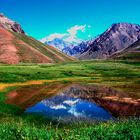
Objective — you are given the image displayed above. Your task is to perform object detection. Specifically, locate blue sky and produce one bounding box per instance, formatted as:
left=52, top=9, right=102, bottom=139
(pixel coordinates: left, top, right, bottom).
left=0, top=0, right=140, bottom=42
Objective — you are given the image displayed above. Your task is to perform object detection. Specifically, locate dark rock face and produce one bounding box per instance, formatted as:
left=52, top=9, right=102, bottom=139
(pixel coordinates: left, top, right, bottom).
left=10, top=22, right=25, bottom=34
left=0, top=13, right=4, bottom=17
left=79, top=23, right=140, bottom=59
left=45, top=38, right=90, bottom=57
left=63, top=41, right=90, bottom=57
left=0, top=13, right=25, bottom=34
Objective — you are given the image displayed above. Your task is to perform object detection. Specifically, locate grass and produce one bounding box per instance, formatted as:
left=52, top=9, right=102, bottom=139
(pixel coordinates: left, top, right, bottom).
left=0, top=60, right=139, bottom=84
left=0, top=60, right=140, bottom=139
left=12, top=31, right=75, bottom=63
left=113, top=52, right=140, bottom=60
left=0, top=119, right=140, bottom=140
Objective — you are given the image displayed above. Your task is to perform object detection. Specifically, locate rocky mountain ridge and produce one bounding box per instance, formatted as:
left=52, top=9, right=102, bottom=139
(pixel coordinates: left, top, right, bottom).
left=45, top=38, right=92, bottom=57
left=79, top=23, right=140, bottom=59
left=110, top=39, right=140, bottom=60
left=0, top=13, right=25, bottom=34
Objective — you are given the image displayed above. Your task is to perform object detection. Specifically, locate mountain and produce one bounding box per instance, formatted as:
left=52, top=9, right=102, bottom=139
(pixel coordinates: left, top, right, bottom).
left=0, top=13, right=25, bottom=34
left=63, top=41, right=92, bottom=57
left=47, top=38, right=72, bottom=51
left=110, top=39, right=140, bottom=60
left=44, top=38, right=89, bottom=57
left=79, top=23, right=140, bottom=60
left=0, top=14, right=74, bottom=64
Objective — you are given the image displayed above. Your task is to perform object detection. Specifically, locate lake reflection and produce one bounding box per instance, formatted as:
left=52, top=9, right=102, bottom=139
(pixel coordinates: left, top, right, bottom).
left=6, top=83, right=140, bottom=122
left=25, top=94, right=112, bottom=122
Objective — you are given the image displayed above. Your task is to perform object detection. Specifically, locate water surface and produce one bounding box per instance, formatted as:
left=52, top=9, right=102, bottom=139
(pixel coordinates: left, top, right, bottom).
left=6, top=83, right=140, bottom=122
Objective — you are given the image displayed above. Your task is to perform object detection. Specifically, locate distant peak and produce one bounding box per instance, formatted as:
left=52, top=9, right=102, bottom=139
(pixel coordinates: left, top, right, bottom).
left=0, top=13, right=5, bottom=17
left=0, top=13, right=25, bottom=34
left=111, top=22, right=140, bottom=28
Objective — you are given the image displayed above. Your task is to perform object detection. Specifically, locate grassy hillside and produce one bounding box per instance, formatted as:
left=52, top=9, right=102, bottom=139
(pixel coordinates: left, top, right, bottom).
left=0, top=28, right=74, bottom=64
left=110, top=40, right=140, bottom=60
left=12, top=32, right=75, bottom=63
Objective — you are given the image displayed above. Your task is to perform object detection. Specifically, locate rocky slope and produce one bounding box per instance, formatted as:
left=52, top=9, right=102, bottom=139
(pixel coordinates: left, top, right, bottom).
left=110, top=39, right=140, bottom=60
left=63, top=41, right=90, bottom=56
left=79, top=23, right=140, bottom=60
left=0, top=14, right=74, bottom=64
left=0, top=13, right=25, bottom=34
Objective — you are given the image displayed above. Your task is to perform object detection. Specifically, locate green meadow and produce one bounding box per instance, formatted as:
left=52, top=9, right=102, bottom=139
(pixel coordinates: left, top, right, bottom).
left=0, top=60, right=139, bottom=84
left=0, top=60, right=140, bottom=139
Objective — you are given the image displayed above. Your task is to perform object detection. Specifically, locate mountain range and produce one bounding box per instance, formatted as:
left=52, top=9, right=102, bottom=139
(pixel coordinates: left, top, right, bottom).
left=0, top=13, right=140, bottom=64
left=47, top=38, right=71, bottom=51
left=42, top=38, right=87, bottom=57
left=79, top=23, right=140, bottom=60
left=43, top=38, right=90, bottom=57
left=0, top=14, right=74, bottom=64
left=43, top=23, right=140, bottom=60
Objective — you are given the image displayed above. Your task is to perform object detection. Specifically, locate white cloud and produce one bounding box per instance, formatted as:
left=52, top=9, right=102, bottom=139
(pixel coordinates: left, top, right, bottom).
left=67, top=25, right=86, bottom=36
left=41, top=24, right=91, bottom=44
left=65, top=25, right=87, bottom=43
left=41, top=33, right=67, bottom=42
left=50, top=105, right=66, bottom=110
left=46, top=33, right=67, bottom=41
left=68, top=106, right=85, bottom=117
left=63, top=99, right=80, bottom=106
left=64, top=36, right=81, bottom=44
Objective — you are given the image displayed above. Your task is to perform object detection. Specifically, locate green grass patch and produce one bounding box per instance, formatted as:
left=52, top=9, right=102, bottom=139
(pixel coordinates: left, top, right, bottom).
left=0, top=60, right=140, bottom=139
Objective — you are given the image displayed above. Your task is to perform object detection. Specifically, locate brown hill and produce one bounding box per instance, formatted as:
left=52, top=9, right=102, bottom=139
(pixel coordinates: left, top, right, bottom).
left=0, top=14, right=74, bottom=64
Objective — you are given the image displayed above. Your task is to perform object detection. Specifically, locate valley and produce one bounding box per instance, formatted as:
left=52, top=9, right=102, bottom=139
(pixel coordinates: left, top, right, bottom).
left=0, top=9, right=140, bottom=139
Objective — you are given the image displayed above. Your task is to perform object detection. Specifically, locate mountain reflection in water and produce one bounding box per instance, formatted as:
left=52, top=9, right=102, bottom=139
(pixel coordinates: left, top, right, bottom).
left=6, top=83, right=140, bottom=122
